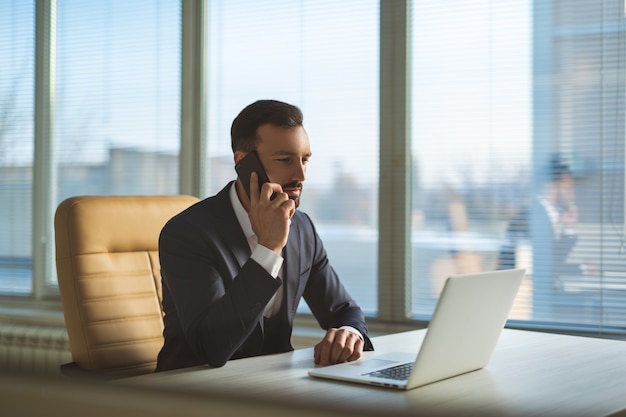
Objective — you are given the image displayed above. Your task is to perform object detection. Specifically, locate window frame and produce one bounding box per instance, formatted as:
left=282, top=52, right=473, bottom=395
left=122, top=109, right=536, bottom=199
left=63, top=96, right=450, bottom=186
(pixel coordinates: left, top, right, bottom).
left=32, top=0, right=57, bottom=300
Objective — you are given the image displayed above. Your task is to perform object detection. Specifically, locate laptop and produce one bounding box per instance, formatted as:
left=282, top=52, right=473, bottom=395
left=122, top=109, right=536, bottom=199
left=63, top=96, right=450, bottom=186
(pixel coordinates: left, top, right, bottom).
left=308, top=268, right=525, bottom=390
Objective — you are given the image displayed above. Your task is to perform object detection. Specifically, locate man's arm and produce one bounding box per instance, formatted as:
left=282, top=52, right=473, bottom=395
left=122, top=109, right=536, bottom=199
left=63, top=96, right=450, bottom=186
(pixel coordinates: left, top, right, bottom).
left=297, top=213, right=374, bottom=365
left=159, top=214, right=281, bottom=368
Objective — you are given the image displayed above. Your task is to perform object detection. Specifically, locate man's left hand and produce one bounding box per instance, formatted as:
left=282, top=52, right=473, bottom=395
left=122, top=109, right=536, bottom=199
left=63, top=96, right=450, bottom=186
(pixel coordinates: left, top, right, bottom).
left=314, top=328, right=363, bottom=366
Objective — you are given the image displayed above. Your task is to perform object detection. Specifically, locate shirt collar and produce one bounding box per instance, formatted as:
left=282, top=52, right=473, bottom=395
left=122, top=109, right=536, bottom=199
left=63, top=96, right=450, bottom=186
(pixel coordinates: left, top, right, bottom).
left=229, top=181, right=255, bottom=240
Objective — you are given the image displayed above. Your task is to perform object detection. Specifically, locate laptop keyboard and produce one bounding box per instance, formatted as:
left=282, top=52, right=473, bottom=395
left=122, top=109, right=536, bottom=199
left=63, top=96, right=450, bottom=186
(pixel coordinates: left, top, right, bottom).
left=364, top=362, right=413, bottom=381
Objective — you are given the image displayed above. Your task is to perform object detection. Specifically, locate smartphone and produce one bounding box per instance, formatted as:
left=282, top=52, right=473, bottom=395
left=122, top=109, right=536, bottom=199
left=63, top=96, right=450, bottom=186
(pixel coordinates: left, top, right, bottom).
left=235, top=151, right=273, bottom=199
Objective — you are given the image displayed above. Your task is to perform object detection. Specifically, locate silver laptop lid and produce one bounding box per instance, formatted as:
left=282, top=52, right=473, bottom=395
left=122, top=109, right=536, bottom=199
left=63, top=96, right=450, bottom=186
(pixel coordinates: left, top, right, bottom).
left=407, top=268, right=525, bottom=388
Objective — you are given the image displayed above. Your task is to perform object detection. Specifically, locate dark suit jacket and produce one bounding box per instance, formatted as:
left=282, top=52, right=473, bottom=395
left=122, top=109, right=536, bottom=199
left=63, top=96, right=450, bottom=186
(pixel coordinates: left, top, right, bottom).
left=156, top=182, right=372, bottom=372
left=498, top=197, right=579, bottom=279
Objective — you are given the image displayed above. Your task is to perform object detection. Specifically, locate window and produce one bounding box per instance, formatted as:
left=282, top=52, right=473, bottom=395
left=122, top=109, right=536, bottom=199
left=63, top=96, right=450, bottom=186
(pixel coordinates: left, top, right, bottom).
left=204, top=0, right=380, bottom=314
left=3, top=0, right=626, bottom=339
left=55, top=0, right=181, bottom=199
left=411, top=0, right=626, bottom=335
left=0, top=0, right=181, bottom=296
left=0, top=0, right=35, bottom=294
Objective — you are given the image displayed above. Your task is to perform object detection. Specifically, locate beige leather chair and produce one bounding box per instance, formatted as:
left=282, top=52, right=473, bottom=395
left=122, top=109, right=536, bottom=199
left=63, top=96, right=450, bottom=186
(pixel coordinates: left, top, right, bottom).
left=54, top=195, right=199, bottom=378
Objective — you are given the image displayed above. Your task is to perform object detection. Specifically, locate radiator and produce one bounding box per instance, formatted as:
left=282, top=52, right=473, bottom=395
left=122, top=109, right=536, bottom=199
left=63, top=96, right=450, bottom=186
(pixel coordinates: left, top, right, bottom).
left=0, top=323, right=72, bottom=375
left=0, top=324, right=330, bottom=375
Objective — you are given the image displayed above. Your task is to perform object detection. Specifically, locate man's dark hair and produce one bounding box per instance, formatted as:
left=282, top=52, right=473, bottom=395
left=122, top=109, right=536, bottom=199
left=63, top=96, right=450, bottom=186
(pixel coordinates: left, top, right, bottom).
left=231, top=100, right=304, bottom=152
left=548, top=154, right=572, bottom=180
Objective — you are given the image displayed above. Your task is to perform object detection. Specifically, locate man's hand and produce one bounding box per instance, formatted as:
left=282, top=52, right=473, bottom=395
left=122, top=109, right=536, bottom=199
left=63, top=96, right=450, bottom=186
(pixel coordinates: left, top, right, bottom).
left=314, top=328, right=364, bottom=366
left=248, top=172, right=295, bottom=254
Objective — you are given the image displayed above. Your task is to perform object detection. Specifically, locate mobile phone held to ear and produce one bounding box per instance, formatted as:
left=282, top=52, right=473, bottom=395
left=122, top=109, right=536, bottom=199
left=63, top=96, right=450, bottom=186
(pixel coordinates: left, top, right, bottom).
left=235, top=151, right=273, bottom=200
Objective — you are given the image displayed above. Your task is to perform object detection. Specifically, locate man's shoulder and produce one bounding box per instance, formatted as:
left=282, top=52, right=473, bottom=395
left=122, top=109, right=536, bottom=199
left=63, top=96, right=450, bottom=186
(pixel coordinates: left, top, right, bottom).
left=162, top=184, right=233, bottom=230
left=291, top=210, right=319, bottom=239
left=292, top=209, right=313, bottom=226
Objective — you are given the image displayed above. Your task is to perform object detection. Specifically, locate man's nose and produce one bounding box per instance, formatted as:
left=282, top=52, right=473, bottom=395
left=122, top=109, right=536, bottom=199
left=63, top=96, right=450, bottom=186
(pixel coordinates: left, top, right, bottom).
left=293, top=161, right=306, bottom=181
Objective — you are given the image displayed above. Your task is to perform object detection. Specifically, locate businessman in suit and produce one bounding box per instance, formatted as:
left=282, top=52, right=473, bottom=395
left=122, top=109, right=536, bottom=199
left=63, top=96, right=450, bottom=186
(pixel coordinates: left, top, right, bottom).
left=498, top=157, right=582, bottom=278
left=156, top=100, right=373, bottom=372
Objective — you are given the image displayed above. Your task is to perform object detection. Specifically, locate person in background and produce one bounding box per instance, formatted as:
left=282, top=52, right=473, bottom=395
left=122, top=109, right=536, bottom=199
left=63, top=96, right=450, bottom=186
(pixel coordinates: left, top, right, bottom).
left=498, top=155, right=593, bottom=280
left=156, top=99, right=373, bottom=372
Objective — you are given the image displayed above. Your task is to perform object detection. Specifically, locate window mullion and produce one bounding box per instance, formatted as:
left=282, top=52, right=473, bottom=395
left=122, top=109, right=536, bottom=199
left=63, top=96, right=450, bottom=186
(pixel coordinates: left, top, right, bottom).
left=378, top=0, right=411, bottom=322
left=180, top=0, right=207, bottom=197
left=33, top=0, right=57, bottom=299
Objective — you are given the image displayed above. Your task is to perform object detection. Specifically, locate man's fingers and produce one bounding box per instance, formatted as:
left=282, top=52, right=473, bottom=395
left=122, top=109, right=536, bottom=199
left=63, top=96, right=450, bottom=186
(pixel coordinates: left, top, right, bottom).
left=314, top=328, right=364, bottom=366
left=262, top=182, right=283, bottom=201
left=249, top=172, right=259, bottom=203
left=250, top=173, right=287, bottom=203
left=314, top=331, right=335, bottom=365
left=345, top=337, right=364, bottom=362
left=333, top=332, right=363, bottom=363
left=329, top=330, right=349, bottom=363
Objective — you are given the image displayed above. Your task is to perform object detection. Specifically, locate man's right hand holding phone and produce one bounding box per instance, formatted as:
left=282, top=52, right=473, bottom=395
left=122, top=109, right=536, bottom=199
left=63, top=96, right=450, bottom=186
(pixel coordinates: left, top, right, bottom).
left=247, top=172, right=295, bottom=255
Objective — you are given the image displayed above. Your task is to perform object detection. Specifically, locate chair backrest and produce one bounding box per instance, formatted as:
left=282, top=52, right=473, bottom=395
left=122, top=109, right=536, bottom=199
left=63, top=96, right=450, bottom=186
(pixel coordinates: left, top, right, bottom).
left=54, top=195, right=199, bottom=377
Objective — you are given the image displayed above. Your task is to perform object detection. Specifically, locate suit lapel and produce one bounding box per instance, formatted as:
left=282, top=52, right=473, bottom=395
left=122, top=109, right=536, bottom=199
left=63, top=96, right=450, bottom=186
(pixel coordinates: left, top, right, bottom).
left=283, top=216, right=302, bottom=318
left=211, top=182, right=252, bottom=269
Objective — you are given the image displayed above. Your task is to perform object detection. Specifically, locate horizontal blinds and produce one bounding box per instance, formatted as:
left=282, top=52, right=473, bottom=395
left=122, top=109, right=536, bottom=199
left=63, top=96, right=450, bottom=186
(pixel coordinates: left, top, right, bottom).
left=0, top=0, right=181, bottom=295
left=0, top=1, right=35, bottom=294
left=54, top=0, right=181, bottom=200
left=410, top=0, right=626, bottom=334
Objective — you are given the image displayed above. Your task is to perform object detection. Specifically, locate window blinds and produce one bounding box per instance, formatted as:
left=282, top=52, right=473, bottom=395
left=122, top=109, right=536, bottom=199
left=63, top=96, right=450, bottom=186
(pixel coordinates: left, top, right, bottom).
left=410, top=0, right=626, bottom=335
left=0, top=0, right=35, bottom=294
left=0, top=0, right=181, bottom=295
left=54, top=0, right=181, bottom=199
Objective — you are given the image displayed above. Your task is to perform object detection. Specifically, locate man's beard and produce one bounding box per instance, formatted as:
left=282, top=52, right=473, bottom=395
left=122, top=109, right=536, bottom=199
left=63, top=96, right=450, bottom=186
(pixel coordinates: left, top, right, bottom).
left=284, top=181, right=303, bottom=208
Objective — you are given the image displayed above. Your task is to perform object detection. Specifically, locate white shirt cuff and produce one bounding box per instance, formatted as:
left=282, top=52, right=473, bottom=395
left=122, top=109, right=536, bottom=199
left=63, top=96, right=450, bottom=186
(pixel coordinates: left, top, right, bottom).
left=250, top=244, right=283, bottom=278
left=339, top=326, right=364, bottom=341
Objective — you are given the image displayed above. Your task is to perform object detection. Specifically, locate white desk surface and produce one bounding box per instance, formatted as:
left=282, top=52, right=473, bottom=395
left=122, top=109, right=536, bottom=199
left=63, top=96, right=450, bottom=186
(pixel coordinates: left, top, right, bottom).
left=121, top=329, right=626, bottom=417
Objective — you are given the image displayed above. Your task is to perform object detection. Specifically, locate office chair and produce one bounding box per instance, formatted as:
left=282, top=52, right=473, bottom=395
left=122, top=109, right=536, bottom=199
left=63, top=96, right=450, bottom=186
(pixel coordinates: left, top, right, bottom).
left=54, top=195, right=199, bottom=378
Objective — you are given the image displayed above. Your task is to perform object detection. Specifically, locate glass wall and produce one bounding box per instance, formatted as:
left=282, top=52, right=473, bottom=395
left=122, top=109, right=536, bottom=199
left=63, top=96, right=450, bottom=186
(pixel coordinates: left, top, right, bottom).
left=2, top=0, right=626, bottom=337
left=410, top=0, right=626, bottom=334
left=55, top=0, right=181, bottom=200
left=0, top=1, right=35, bottom=294
left=0, top=0, right=181, bottom=295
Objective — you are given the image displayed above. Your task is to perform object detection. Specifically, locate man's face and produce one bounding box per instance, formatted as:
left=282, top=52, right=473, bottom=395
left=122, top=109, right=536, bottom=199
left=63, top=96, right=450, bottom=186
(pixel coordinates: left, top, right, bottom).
left=252, top=123, right=311, bottom=208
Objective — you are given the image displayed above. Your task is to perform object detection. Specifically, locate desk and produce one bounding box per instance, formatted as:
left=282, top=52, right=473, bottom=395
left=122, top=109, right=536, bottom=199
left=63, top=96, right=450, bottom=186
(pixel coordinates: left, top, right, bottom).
left=117, top=329, right=626, bottom=417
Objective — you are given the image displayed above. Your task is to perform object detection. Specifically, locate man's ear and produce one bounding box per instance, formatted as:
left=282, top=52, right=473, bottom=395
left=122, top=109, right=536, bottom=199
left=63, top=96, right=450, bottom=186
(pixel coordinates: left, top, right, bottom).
left=234, top=151, right=247, bottom=164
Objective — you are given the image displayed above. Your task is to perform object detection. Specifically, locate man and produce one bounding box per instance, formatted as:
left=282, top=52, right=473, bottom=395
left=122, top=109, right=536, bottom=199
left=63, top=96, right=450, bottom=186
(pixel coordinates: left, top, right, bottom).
left=498, top=156, right=582, bottom=277
left=156, top=99, right=373, bottom=372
